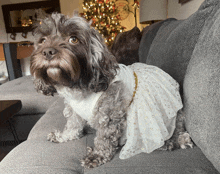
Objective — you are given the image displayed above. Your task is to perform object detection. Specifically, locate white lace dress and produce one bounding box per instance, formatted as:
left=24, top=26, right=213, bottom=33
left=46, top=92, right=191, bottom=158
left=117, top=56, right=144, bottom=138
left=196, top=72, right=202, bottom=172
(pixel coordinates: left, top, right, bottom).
left=58, top=63, right=183, bottom=160
left=116, top=63, right=183, bottom=159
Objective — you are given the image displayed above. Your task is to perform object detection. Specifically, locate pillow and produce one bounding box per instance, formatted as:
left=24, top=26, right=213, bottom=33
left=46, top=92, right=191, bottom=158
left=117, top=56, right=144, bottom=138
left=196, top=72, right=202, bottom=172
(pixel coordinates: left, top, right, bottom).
left=184, top=0, right=220, bottom=172
left=111, top=26, right=141, bottom=65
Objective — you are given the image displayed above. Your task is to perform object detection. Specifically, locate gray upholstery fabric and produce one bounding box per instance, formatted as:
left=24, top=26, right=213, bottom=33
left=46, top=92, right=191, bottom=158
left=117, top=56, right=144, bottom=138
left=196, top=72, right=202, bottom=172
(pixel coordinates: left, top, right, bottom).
left=0, top=139, right=85, bottom=174
left=0, top=76, right=58, bottom=115
left=139, top=18, right=177, bottom=63
left=0, top=98, right=86, bottom=174
left=85, top=148, right=219, bottom=174
left=28, top=98, right=66, bottom=140
left=140, top=0, right=218, bottom=94
left=138, top=0, right=220, bottom=172
left=85, top=132, right=219, bottom=174
left=184, top=0, right=220, bottom=172
left=1, top=98, right=219, bottom=174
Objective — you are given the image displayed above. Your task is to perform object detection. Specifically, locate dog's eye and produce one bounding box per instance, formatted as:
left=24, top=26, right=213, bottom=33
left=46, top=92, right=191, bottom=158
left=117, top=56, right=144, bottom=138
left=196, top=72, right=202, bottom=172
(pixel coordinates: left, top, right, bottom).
left=69, top=36, right=78, bottom=44
left=39, top=38, right=46, bottom=44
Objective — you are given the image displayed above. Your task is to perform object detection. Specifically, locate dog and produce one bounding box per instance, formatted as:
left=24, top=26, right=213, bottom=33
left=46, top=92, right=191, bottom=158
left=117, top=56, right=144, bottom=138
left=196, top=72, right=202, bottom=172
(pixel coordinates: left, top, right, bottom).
left=30, top=13, right=193, bottom=168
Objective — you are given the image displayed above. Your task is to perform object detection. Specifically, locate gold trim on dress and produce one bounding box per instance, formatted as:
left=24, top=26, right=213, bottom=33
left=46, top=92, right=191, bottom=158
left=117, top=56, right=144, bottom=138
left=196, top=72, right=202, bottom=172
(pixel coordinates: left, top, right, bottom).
left=129, top=72, right=138, bottom=106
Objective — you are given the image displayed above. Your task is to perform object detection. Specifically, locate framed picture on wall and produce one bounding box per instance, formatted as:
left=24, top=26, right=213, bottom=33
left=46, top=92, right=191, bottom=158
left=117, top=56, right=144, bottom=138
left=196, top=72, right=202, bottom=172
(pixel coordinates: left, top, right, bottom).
left=179, top=0, right=191, bottom=4
left=2, top=0, right=60, bottom=33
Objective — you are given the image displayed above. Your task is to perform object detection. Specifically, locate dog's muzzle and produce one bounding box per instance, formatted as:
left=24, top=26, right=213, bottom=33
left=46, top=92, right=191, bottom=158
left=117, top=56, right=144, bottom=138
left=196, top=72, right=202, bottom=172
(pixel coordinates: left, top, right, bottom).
left=42, top=47, right=58, bottom=60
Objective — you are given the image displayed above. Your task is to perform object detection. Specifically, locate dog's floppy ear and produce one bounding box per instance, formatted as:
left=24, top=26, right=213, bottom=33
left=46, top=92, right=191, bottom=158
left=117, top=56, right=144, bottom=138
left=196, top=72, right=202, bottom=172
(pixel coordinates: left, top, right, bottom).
left=88, top=27, right=118, bottom=92
left=34, top=78, right=57, bottom=96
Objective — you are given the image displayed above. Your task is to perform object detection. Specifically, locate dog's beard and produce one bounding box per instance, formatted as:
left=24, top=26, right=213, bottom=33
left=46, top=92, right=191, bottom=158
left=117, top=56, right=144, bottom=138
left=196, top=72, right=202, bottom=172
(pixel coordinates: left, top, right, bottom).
left=46, top=67, right=68, bottom=85
left=31, top=48, right=81, bottom=87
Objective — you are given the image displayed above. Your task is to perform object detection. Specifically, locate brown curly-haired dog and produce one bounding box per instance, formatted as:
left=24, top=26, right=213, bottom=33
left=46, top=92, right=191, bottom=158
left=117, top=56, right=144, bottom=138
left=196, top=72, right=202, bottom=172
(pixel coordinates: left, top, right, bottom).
left=30, top=13, right=193, bottom=168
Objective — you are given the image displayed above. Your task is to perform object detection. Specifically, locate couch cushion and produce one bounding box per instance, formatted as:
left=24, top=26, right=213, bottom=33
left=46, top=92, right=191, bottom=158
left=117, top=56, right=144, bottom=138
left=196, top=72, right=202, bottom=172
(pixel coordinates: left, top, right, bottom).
left=0, top=139, right=86, bottom=174
left=1, top=138, right=218, bottom=174
left=140, top=0, right=217, bottom=95
left=26, top=97, right=220, bottom=174
left=0, top=76, right=58, bottom=115
left=0, top=97, right=86, bottom=174
left=28, top=97, right=65, bottom=140
left=85, top=133, right=219, bottom=174
left=184, top=0, right=220, bottom=172
left=139, top=18, right=177, bottom=63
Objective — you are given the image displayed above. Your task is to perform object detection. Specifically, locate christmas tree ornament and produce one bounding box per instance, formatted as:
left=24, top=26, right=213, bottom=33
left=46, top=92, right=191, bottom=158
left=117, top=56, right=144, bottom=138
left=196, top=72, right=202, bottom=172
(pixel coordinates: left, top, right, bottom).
left=115, top=0, right=129, bottom=20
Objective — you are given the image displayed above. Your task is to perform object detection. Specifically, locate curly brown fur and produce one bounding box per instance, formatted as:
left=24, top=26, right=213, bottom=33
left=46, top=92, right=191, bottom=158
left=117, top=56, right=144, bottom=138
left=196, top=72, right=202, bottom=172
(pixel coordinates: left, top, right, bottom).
left=81, top=81, right=131, bottom=168
left=34, top=78, right=57, bottom=96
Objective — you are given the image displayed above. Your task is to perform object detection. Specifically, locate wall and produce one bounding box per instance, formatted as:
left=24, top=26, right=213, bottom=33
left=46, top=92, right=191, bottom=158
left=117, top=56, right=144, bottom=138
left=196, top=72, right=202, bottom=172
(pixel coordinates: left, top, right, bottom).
left=60, top=0, right=141, bottom=31
left=168, top=0, right=204, bottom=20
left=120, top=0, right=142, bottom=31
left=59, top=0, right=81, bottom=16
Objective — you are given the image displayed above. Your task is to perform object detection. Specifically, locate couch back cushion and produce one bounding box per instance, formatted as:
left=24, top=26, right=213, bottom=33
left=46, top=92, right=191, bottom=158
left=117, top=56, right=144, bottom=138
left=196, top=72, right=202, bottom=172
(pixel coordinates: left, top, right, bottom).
left=139, top=18, right=177, bottom=63
left=140, top=0, right=216, bottom=94
left=184, top=0, right=220, bottom=172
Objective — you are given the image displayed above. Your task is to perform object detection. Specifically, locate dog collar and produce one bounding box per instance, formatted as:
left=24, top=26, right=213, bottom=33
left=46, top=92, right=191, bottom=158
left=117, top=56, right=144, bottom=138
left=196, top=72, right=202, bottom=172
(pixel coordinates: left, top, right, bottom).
left=129, top=72, right=138, bottom=106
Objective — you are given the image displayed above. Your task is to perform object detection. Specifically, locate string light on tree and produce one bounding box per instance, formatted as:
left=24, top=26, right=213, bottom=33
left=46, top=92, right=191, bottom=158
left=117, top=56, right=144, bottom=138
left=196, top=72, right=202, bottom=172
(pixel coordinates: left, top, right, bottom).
left=81, top=0, right=126, bottom=46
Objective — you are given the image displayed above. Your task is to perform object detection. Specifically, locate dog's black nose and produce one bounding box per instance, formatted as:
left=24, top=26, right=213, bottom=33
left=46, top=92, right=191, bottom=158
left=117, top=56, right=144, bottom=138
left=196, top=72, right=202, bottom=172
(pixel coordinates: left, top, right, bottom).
left=42, top=48, right=58, bottom=60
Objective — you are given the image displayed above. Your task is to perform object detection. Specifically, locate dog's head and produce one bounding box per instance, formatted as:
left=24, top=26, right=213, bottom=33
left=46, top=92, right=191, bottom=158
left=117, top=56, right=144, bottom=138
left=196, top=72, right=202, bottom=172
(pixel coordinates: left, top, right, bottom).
left=30, top=13, right=118, bottom=95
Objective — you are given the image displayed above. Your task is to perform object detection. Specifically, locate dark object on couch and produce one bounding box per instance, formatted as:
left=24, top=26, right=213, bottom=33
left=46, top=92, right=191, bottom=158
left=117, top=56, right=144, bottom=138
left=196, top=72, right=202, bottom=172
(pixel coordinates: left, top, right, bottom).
left=111, top=26, right=141, bottom=65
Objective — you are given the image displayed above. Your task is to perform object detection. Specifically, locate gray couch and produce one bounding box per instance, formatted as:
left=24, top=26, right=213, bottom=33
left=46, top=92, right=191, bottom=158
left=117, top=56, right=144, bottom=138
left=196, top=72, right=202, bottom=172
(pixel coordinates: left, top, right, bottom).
left=0, top=76, right=218, bottom=174
left=1, top=0, right=220, bottom=173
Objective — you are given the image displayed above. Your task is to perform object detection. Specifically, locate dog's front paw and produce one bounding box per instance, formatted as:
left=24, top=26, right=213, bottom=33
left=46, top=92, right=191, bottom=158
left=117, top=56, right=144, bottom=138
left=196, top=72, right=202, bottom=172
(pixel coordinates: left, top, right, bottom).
left=164, top=140, right=175, bottom=151
left=178, top=132, right=194, bottom=149
left=81, top=147, right=98, bottom=168
left=47, top=130, right=63, bottom=143
left=81, top=147, right=106, bottom=168
left=81, top=156, right=99, bottom=168
left=159, top=139, right=176, bottom=151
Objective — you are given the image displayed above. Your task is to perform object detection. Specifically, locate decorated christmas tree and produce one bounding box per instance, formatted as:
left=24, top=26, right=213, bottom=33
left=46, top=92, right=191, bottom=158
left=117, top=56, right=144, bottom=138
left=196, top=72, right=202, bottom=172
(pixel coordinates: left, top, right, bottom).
left=81, top=0, right=126, bottom=46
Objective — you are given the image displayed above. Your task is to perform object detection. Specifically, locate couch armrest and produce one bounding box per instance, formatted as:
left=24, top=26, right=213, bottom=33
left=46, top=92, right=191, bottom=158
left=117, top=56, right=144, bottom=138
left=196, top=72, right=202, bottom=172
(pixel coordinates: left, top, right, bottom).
left=0, top=76, right=58, bottom=115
